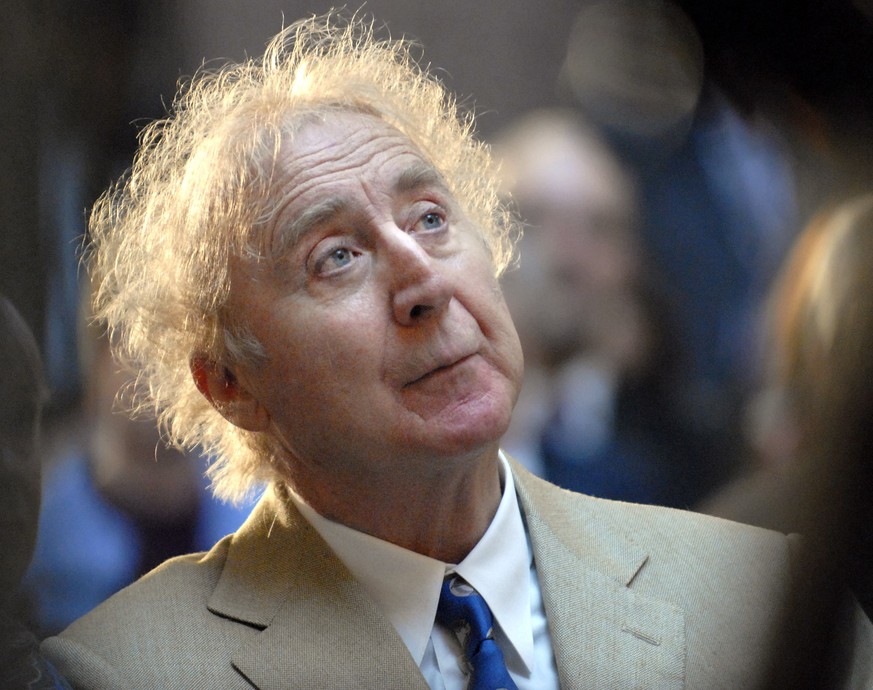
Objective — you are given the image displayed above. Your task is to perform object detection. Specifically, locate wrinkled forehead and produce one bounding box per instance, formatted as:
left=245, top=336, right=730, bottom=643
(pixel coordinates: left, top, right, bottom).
left=247, top=110, right=454, bottom=258
left=277, top=110, right=442, bottom=192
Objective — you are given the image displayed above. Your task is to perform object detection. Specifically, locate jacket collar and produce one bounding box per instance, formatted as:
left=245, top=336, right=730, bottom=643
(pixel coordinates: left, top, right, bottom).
left=512, top=460, right=685, bottom=689
left=208, top=464, right=685, bottom=689
left=208, top=484, right=429, bottom=689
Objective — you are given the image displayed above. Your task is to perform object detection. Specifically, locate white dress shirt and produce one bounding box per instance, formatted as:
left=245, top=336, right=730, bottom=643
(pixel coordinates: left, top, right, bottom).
left=290, top=453, right=560, bottom=690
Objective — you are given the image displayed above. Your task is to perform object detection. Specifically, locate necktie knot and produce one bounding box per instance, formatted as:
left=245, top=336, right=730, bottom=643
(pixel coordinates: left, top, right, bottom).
left=436, top=576, right=519, bottom=690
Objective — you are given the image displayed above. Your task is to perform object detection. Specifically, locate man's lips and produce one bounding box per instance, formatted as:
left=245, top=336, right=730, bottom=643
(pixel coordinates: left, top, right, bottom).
left=404, top=353, right=476, bottom=387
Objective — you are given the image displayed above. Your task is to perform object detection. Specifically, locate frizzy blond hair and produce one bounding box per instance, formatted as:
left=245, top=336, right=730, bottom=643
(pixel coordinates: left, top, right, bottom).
left=87, top=13, right=516, bottom=503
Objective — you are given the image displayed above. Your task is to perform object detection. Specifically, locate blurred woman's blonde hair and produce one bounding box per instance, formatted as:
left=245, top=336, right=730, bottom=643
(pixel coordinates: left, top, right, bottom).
left=768, top=194, right=873, bottom=418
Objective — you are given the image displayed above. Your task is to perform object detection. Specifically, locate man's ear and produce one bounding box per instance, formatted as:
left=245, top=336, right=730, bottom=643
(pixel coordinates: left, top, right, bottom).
left=190, top=355, right=270, bottom=432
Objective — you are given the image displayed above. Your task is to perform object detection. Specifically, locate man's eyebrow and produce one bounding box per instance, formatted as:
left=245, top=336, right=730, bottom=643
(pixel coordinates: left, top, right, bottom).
left=394, top=162, right=450, bottom=195
left=269, top=198, right=347, bottom=260
left=264, top=162, right=447, bottom=260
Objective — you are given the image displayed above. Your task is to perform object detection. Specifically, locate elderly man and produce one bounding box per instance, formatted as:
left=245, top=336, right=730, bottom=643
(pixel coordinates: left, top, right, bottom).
left=42, top=15, right=871, bottom=690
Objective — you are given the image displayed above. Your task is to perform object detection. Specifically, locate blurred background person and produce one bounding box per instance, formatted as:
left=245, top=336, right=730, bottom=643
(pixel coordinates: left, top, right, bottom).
left=495, top=109, right=716, bottom=508
left=705, top=194, right=873, bottom=612
left=699, top=194, right=873, bottom=686
left=0, top=296, right=70, bottom=688
left=0, top=297, right=46, bottom=623
left=20, top=292, right=257, bottom=637
left=561, top=0, right=803, bottom=487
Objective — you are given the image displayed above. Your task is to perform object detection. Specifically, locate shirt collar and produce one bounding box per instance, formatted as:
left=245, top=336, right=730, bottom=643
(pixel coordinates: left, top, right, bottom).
left=289, top=452, right=534, bottom=672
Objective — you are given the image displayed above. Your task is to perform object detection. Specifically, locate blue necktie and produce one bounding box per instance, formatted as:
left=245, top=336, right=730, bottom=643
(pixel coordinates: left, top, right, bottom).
left=436, top=576, right=519, bottom=690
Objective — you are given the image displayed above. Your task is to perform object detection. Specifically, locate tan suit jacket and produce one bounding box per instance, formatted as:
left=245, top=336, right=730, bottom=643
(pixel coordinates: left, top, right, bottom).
left=42, top=461, right=873, bottom=689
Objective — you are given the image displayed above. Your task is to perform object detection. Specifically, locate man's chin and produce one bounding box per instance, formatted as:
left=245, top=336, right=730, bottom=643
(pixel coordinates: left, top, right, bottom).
left=400, top=394, right=514, bottom=460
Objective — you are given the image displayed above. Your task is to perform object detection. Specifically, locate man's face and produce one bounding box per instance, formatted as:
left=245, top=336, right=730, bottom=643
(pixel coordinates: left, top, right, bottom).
left=226, top=112, right=523, bottom=484
left=499, top=124, right=640, bottom=365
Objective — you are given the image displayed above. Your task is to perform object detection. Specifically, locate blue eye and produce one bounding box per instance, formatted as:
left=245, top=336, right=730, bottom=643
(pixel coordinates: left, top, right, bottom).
left=327, top=247, right=353, bottom=268
left=314, top=246, right=356, bottom=275
left=419, top=211, right=445, bottom=231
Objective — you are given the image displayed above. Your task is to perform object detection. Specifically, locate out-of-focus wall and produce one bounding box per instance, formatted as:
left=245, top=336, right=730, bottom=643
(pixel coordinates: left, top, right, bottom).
left=169, top=0, right=581, bottom=139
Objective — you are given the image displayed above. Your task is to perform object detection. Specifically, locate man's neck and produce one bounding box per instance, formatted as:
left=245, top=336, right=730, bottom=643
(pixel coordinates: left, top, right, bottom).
left=286, top=447, right=503, bottom=563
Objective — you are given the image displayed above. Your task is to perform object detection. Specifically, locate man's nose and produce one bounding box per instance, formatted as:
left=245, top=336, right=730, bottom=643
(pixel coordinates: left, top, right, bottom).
left=383, top=231, right=454, bottom=326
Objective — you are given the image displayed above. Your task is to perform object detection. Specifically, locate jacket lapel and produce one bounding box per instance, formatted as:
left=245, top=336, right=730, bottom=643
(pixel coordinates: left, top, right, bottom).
left=207, top=485, right=428, bottom=690
left=205, top=464, right=686, bottom=688
left=513, top=462, right=686, bottom=689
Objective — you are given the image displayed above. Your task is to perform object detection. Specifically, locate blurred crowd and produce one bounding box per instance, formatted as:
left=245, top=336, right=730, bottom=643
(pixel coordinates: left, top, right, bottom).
left=2, top=0, right=873, bottom=679
left=19, top=304, right=257, bottom=637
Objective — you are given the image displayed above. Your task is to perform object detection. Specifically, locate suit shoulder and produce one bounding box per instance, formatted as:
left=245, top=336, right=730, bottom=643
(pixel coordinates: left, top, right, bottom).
left=592, top=490, right=790, bottom=542
left=516, top=464, right=793, bottom=568
left=41, top=536, right=235, bottom=685
left=74, top=536, right=229, bottom=625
